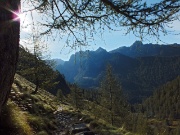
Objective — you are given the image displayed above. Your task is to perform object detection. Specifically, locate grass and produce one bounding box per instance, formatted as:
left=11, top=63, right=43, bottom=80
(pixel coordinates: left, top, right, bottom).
left=3, top=74, right=135, bottom=135
left=61, top=98, right=133, bottom=135
left=2, top=74, right=178, bottom=135
left=1, top=73, right=157, bottom=135
left=1, top=101, right=34, bottom=135
left=27, top=114, right=56, bottom=133
left=0, top=74, right=60, bottom=135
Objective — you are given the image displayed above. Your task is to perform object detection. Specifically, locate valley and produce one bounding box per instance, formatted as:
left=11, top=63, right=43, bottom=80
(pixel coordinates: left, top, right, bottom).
left=0, top=1, right=180, bottom=134
left=1, top=41, right=179, bottom=135
left=56, top=41, right=180, bottom=103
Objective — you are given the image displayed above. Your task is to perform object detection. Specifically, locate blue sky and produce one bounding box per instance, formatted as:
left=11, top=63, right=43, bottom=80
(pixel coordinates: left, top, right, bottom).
left=20, top=0, right=180, bottom=61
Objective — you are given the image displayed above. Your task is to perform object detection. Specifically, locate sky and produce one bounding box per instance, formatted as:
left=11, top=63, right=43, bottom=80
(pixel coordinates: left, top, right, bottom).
left=20, top=0, right=180, bottom=61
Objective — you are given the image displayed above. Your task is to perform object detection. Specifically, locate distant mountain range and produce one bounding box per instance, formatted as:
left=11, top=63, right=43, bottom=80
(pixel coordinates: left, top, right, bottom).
left=110, top=41, right=180, bottom=57
left=56, top=41, right=180, bottom=103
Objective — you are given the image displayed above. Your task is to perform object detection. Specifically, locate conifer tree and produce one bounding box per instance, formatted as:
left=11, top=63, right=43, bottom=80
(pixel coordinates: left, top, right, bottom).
left=57, top=89, right=64, bottom=102
left=100, top=64, right=127, bottom=125
left=68, top=83, right=84, bottom=110
left=17, top=46, right=59, bottom=94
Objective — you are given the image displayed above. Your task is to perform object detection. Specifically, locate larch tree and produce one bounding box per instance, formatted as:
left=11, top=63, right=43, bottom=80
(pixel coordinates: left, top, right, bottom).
left=100, top=64, right=127, bottom=125
left=17, top=46, right=59, bottom=94
left=0, top=0, right=180, bottom=114
left=30, top=32, right=54, bottom=94
left=68, top=83, right=84, bottom=109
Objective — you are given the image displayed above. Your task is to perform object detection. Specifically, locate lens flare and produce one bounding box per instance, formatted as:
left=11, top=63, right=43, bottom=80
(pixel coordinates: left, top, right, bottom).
left=12, top=9, right=21, bottom=21
left=7, top=5, right=21, bottom=22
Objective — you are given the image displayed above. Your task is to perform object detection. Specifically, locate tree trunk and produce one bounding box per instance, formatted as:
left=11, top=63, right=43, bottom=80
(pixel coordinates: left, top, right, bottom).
left=32, top=77, right=39, bottom=94
left=0, top=0, right=20, bottom=114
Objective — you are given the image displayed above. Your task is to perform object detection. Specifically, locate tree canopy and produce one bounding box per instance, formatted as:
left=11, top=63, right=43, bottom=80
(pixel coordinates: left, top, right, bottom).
left=23, top=0, right=180, bottom=49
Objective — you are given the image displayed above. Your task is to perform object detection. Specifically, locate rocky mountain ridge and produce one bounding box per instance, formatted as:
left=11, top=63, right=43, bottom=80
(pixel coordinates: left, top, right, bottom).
left=56, top=41, right=180, bottom=103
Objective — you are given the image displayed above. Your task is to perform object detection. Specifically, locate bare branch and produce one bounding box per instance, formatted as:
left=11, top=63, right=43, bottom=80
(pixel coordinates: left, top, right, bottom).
left=23, top=0, right=180, bottom=49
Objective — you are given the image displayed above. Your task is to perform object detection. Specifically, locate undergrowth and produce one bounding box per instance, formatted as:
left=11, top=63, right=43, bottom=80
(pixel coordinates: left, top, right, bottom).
left=0, top=101, right=34, bottom=135
left=0, top=74, right=59, bottom=135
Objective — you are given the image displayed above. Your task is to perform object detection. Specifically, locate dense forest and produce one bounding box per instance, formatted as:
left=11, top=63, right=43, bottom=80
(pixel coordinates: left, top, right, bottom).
left=143, top=76, right=180, bottom=120
left=66, top=66, right=180, bottom=135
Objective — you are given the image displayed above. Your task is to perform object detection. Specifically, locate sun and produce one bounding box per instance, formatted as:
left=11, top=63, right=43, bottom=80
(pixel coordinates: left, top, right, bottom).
left=12, top=11, right=22, bottom=22
left=17, top=12, right=25, bottom=21
left=7, top=5, right=22, bottom=22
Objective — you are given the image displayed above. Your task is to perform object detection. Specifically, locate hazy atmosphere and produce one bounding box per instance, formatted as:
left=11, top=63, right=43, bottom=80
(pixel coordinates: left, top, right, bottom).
left=20, top=0, right=180, bottom=60
left=0, top=0, right=180, bottom=135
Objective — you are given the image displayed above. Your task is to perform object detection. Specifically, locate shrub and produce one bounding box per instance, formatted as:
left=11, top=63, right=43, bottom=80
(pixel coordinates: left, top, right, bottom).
left=90, top=121, right=100, bottom=129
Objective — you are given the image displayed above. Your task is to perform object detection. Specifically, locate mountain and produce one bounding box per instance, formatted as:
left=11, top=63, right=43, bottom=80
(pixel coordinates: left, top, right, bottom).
left=110, top=41, right=180, bottom=58
left=56, top=42, right=180, bottom=103
left=56, top=47, right=110, bottom=83
left=51, top=58, right=65, bottom=66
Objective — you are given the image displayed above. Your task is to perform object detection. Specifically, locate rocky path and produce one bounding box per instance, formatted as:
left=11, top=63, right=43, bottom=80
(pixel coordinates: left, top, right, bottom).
left=54, top=112, right=77, bottom=134
left=53, top=107, right=96, bottom=135
left=53, top=107, right=81, bottom=135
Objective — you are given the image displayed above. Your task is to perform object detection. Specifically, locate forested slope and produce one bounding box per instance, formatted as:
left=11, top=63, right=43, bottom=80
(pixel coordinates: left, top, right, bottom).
left=16, top=47, right=70, bottom=95
left=57, top=47, right=180, bottom=103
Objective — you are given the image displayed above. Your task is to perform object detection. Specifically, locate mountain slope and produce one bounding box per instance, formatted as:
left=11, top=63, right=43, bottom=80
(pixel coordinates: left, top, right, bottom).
left=143, top=76, right=180, bottom=119
left=52, top=58, right=65, bottom=66
left=0, top=74, right=59, bottom=135
left=57, top=43, right=180, bottom=103
left=0, top=74, right=133, bottom=135
left=17, top=47, right=70, bottom=95
left=57, top=48, right=138, bottom=88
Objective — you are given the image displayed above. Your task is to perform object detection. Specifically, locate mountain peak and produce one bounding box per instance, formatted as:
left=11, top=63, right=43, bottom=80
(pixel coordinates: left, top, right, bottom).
left=131, top=41, right=143, bottom=47
left=96, top=47, right=107, bottom=53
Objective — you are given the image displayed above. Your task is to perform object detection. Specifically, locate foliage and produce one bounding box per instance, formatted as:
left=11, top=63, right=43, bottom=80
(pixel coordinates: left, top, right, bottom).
left=0, top=0, right=180, bottom=127
left=67, top=84, right=84, bottom=110
left=0, top=101, right=34, bottom=135
left=99, top=64, right=128, bottom=125
left=0, top=74, right=59, bottom=135
left=57, top=43, right=180, bottom=103
left=56, top=89, right=64, bottom=102
left=17, top=46, right=70, bottom=95
left=24, top=0, right=180, bottom=49
left=143, top=76, right=180, bottom=120
left=65, top=65, right=180, bottom=135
